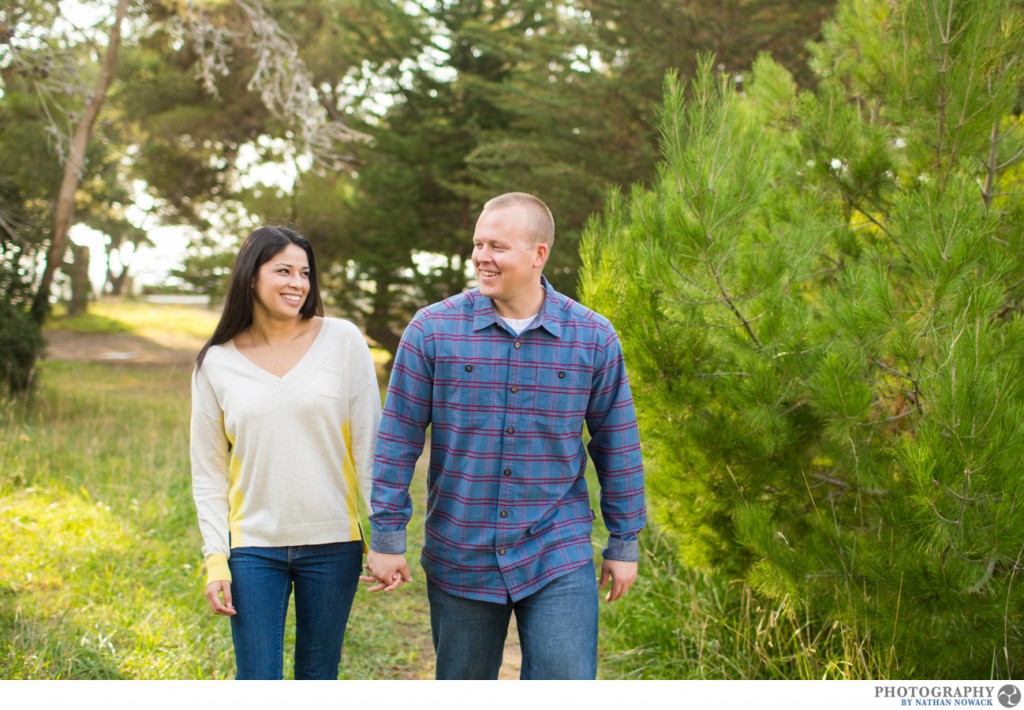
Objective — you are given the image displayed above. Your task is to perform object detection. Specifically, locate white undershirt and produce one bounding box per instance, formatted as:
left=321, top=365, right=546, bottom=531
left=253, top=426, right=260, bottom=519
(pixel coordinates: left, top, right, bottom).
left=501, top=314, right=539, bottom=335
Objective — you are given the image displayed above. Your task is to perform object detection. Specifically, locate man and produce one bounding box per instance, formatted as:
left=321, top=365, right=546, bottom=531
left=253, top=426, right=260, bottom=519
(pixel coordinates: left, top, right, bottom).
left=362, top=192, right=646, bottom=680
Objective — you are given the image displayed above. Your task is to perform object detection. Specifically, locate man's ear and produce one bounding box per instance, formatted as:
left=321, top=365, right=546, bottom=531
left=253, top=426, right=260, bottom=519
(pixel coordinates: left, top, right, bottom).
left=534, top=242, right=550, bottom=268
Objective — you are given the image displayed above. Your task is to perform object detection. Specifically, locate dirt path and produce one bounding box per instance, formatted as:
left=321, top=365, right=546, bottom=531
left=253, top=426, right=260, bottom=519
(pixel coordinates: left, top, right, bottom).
left=499, top=616, right=523, bottom=679
left=44, top=329, right=200, bottom=365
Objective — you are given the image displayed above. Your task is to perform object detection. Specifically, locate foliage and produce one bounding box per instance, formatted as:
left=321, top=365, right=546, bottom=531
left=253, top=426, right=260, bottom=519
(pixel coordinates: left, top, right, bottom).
left=0, top=300, right=43, bottom=395
left=171, top=233, right=238, bottom=304
left=581, top=0, right=1024, bottom=677
left=233, top=0, right=840, bottom=365
left=0, top=114, right=48, bottom=394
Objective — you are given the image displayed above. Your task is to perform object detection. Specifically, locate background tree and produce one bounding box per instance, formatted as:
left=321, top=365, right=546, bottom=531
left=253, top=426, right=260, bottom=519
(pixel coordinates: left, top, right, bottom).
left=582, top=0, right=1024, bottom=677
left=0, top=0, right=373, bottom=392
left=29, top=0, right=130, bottom=323
left=250, top=0, right=839, bottom=365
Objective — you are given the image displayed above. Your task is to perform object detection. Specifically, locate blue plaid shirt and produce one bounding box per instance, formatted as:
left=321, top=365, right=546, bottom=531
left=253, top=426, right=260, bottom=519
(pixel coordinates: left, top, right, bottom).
left=370, top=277, right=646, bottom=603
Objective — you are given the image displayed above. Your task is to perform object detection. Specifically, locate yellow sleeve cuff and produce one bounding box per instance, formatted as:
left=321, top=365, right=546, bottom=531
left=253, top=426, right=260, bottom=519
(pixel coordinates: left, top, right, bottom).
left=205, top=553, right=231, bottom=585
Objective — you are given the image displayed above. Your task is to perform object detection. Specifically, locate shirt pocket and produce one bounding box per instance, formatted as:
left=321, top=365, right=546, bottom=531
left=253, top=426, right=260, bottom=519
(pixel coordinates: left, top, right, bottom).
left=531, top=367, right=590, bottom=433
left=438, top=360, right=501, bottom=426
left=316, top=366, right=345, bottom=399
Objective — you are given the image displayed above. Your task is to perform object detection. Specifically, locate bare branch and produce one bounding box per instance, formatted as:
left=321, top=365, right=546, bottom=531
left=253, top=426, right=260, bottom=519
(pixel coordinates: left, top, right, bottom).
left=181, top=1, right=371, bottom=169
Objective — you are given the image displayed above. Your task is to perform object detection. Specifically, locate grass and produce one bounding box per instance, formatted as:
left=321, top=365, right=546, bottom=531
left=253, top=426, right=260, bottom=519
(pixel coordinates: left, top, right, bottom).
left=46, top=299, right=220, bottom=341
left=3, top=298, right=876, bottom=680
left=1, top=301, right=429, bottom=680
left=599, top=529, right=887, bottom=679
left=0, top=360, right=223, bottom=678
left=0, top=358, right=434, bottom=680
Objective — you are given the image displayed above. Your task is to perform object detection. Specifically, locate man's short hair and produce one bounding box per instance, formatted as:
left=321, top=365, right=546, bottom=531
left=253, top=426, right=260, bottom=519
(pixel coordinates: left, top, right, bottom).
left=482, top=192, right=555, bottom=248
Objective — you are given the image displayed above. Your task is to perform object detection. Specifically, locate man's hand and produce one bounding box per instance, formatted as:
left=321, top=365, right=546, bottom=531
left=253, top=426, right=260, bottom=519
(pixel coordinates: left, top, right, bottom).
left=205, top=580, right=237, bottom=615
left=359, top=549, right=413, bottom=592
left=598, top=559, right=637, bottom=602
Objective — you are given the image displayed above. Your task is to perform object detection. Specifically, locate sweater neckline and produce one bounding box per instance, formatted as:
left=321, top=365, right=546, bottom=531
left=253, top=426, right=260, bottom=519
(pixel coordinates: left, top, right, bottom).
left=227, top=317, right=328, bottom=382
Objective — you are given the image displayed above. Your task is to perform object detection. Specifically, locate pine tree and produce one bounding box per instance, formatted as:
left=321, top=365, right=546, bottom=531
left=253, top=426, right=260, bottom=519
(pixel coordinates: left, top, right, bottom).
left=581, top=0, right=1024, bottom=677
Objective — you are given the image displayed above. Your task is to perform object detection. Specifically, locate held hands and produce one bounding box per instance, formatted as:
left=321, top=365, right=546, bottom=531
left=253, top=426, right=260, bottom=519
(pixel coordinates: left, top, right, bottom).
left=205, top=580, right=236, bottom=615
left=359, top=549, right=413, bottom=592
left=598, top=559, right=638, bottom=603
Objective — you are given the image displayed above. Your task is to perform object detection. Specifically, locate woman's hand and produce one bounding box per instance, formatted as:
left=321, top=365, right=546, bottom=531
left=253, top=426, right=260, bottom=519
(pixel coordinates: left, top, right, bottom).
left=205, top=580, right=237, bottom=615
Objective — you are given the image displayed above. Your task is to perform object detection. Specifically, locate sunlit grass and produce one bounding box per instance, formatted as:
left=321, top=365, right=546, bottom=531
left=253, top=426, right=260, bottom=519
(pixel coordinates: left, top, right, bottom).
left=0, top=353, right=430, bottom=679
left=47, top=299, right=219, bottom=341
left=2, top=298, right=879, bottom=680
left=0, top=360, right=226, bottom=679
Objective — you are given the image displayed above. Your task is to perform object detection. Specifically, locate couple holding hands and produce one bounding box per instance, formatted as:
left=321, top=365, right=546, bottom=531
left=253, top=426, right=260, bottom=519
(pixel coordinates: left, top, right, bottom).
left=190, top=192, right=646, bottom=680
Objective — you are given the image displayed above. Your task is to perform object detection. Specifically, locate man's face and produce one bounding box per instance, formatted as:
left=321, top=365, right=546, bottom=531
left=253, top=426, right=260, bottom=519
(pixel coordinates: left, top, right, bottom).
left=471, top=205, right=548, bottom=314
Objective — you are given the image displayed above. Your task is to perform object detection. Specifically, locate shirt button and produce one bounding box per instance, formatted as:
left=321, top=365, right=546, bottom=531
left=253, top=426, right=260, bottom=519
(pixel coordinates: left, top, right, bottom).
left=503, top=468, right=511, bottom=476
left=506, top=426, right=515, bottom=435
left=465, top=365, right=473, bottom=372
left=514, top=341, right=521, bottom=349
left=510, top=385, right=518, bottom=393
left=498, top=549, right=506, bottom=556
left=558, top=371, right=565, bottom=379
left=500, top=510, right=508, bottom=518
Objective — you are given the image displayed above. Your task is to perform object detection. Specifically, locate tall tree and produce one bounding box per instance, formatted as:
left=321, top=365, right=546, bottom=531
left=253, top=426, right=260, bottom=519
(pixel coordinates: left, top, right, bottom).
left=30, top=0, right=129, bottom=323
left=236, top=0, right=841, bottom=364
left=468, top=0, right=840, bottom=291
left=581, top=0, right=1024, bottom=677
left=0, top=0, right=372, bottom=391
left=248, top=0, right=538, bottom=361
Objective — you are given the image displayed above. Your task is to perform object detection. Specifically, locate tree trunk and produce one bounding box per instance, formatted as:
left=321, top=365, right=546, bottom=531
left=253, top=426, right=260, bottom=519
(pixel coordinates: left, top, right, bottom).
left=365, top=276, right=402, bottom=372
left=30, top=0, right=130, bottom=324
left=107, top=267, right=129, bottom=296
left=66, top=243, right=91, bottom=316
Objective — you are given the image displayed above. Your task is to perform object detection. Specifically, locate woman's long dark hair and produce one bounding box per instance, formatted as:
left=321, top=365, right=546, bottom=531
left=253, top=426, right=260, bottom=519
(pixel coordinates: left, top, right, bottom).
left=195, top=226, right=324, bottom=370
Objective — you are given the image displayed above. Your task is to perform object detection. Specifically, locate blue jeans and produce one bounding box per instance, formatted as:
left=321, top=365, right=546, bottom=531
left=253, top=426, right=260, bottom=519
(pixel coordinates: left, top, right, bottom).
left=427, top=561, right=598, bottom=680
left=227, top=541, right=362, bottom=680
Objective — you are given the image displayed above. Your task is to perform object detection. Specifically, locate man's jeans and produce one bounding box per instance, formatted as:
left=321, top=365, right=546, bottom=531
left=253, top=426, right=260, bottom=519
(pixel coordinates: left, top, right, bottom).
left=427, top=561, right=599, bottom=679
left=227, top=541, right=362, bottom=680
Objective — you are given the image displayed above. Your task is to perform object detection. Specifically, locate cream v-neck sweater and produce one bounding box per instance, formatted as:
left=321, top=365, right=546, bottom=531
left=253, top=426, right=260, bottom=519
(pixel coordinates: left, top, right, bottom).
left=190, top=317, right=382, bottom=584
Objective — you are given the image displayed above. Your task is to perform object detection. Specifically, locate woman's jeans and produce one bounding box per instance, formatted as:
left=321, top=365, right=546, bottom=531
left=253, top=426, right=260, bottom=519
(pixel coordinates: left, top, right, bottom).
left=227, top=541, right=362, bottom=680
left=426, top=561, right=599, bottom=680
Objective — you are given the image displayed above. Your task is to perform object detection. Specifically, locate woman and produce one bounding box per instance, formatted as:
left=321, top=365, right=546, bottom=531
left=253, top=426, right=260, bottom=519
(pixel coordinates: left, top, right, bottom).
left=190, top=226, right=381, bottom=679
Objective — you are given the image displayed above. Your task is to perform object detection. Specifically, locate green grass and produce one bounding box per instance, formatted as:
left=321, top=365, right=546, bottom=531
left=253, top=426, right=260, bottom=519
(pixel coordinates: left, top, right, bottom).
left=2, top=298, right=434, bottom=680
left=0, top=358, right=433, bottom=680
left=0, top=361, right=224, bottom=678
left=598, top=528, right=886, bottom=679
left=46, top=299, right=220, bottom=341
left=4, top=298, right=874, bottom=680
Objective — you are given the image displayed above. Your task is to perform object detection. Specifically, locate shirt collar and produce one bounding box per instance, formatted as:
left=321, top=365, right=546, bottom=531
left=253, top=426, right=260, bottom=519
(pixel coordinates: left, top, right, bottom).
left=472, top=275, right=563, bottom=338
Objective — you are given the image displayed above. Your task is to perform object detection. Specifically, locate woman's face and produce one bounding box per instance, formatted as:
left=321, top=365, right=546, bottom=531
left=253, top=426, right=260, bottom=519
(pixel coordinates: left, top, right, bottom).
left=251, top=243, right=310, bottom=321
